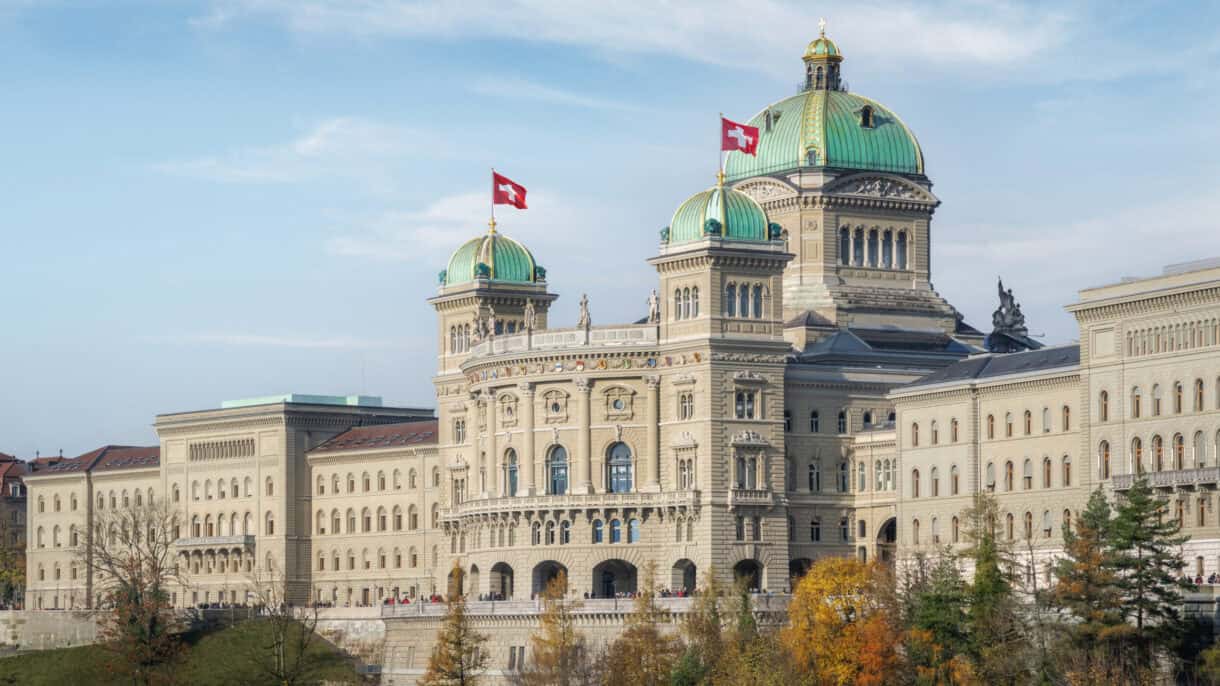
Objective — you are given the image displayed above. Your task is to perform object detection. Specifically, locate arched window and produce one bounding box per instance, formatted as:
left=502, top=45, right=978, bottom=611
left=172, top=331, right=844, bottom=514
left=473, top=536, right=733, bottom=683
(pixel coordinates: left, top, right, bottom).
left=1004, top=461, right=1014, bottom=491
left=1042, top=457, right=1052, bottom=488
left=838, top=410, right=848, bottom=434
left=911, top=422, right=919, bottom=447
left=951, top=516, right=960, bottom=543
left=592, top=519, right=604, bottom=543
left=377, top=471, right=386, bottom=491
left=691, top=287, right=699, bottom=317
left=950, top=465, right=960, bottom=495
left=1100, top=441, right=1111, bottom=479
left=1005, top=513, right=1015, bottom=541
left=1062, top=456, right=1072, bottom=486
left=950, top=418, right=959, bottom=442
left=1041, top=407, right=1050, bottom=433
left=346, top=509, right=356, bottom=533
left=853, top=228, right=864, bottom=265
left=377, top=507, right=387, bottom=531
left=548, top=446, right=568, bottom=495
left=809, top=410, right=820, bottom=433
left=1131, top=387, right=1142, bottom=418
left=1174, top=382, right=1184, bottom=414
left=561, top=520, right=572, bottom=544
left=860, top=105, right=874, bottom=128
left=1153, top=435, right=1164, bottom=471
left=912, top=518, right=920, bottom=545
left=839, top=227, right=850, bottom=265
left=1196, top=379, right=1206, bottom=412
left=986, top=462, right=997, bottom=491
left=531, top=522, right=541, bottom=546
left=725, top=284, right=737, bottom=317
left=810, top=518, right=821, bottom=542
left=505, top=449, right=519, bottom=497
left=673, top=289, right=682, bottom=320
left=1062, top=405, right=1071, bottom=431
left=545, top=521, right=556, bottom=545
left=1023, top=512, right=1034, bottom=540
left=867, top=229, right=879, bottom=267
left=332, top=509, right=340, bottom=534
left=609, top=519, right=622, bottom=544
left=606, top=442, right=633, bottom=493
left=911, top=469, right=920, bottom=498
left=1174, top=434, right=1185, bottom=470
left=346, top=473, right=356, bottom=493
left=1023, top=410, right=1032, bottom=435
left=930, top=467, right=940, bottom=496
left=752, top=285, right=763, bottom=319
left=264, top=511, right=275, bottom=536
left=986, top=414, right=995, bottom=439
left=1099, top=391, right=1109, bottom=422
left=265, top=477, right=273, bottom=497
left=1005, top=413, right=1014, bottom=437
left=1023, top=459, right=1033, bottom=489
left=1195, top=431, right=1207, bottom=468
left=808, top=462, right=820, bottom=492
left=627, top=518, right=640, bottom=543
left=896, top=231, right=908, bottom=270
left=739, top=282, right=750, bottom=318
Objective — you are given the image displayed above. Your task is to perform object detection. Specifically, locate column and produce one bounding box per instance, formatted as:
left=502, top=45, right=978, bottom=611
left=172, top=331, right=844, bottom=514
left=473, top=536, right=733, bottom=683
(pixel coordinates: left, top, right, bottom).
left=576, top=378, right=593, bottom=494
left=481, top=392, right=494, bottom=498
left=520, top=383, right=535, bottom=496
left=643, top=376, right=661, bottom=492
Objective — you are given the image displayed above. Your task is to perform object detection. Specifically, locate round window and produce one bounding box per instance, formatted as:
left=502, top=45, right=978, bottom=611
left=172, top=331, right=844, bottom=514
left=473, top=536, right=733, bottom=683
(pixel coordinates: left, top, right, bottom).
left=612, top=398, right=625, bottom=410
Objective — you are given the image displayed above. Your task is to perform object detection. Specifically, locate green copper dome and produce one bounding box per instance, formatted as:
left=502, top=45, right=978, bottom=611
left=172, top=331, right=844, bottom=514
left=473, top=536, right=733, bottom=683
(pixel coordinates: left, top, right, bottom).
left=666, top=183, right=770, bottom=245
left=441, top=229, right=540, bottom=286
left=725, top=89, right=924, bottom=180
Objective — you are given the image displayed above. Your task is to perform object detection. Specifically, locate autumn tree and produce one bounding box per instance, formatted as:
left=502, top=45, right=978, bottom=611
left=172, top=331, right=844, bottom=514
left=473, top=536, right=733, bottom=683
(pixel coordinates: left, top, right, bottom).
left=783, top=557, right=902, bottom=686
left=0, top=513, right=25, bottom=607
left=78, top=499, right=184, bottom=686
left=706, top=579, right=803, bottom=686
left=599, top=561, right=682, bottom=686
left=672, top=567, right=725, bottom=686
left=422, top=566, right=489, bottom=686
left=512, top=571, right=599, bottom=686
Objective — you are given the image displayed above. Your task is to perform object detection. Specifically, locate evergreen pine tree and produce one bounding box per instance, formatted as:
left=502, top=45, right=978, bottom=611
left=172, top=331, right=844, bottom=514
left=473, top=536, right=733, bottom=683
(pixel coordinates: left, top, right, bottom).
left=1051, top=487, right=1125, bottom=656
left=1110, top=478, right=1191, bottom=657
left=961, top=493, right=1029, bottom=684
left=904, top=550, right=971, bottom=684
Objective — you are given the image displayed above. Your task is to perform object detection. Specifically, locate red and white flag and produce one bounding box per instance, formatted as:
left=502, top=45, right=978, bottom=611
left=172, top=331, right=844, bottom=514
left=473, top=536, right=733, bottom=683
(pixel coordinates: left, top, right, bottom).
left=492, top=171, right=528, bottom=209
left=721, top=117, right=760, bottom=156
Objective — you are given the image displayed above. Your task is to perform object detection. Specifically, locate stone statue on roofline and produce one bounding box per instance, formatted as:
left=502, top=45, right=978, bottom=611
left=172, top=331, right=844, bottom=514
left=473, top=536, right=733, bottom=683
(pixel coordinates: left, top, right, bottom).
left=647, top=289, right=660, bottom=323
left=985, top=278, right=1041, bottom=353
left=577, top=293, right=591, bottom=331
left=523, top=299, right=536, bottom=331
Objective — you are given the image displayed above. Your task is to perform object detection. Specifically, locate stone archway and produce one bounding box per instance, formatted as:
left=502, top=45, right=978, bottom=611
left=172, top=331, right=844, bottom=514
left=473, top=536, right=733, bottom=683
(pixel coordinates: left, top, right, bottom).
left=490, top=562, right=514, bottom=600
left=532, top=561, right=567, bottom=597
left=672, top=559, right=697, bottom=593
left=592, top=559, right=638, bottom=598
left=877, top=517, right=897, bottom=567
left=788, top=558, right=813, bottom=589
left=468, top=564, right=481, bottom=599
left=447, top=567, right=464, bottom=598
left=733, top=559, right=763, bottom=592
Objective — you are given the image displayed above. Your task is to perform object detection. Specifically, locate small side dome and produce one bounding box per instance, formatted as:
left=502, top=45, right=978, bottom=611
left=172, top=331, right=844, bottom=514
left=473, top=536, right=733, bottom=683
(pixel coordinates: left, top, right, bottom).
left=666, top=184, right=769, bottom=245
left=442, top=230, right=540, bottom=286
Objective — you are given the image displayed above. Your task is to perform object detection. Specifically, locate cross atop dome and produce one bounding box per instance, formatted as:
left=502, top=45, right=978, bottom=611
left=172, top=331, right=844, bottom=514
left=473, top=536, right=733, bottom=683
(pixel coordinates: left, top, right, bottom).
left=818, top=17, right=826, bottom=37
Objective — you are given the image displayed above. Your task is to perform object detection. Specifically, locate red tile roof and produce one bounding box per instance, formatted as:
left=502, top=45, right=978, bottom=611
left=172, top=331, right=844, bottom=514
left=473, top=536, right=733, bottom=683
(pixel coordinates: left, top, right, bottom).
left=311, top=420, right=438, bottom=454
left=33, top=445, right=160, bottom=474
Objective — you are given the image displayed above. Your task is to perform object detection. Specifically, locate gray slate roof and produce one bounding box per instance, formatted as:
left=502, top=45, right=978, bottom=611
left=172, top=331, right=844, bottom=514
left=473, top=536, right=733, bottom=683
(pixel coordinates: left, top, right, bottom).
left=904, top=344, right=1080, bottom=389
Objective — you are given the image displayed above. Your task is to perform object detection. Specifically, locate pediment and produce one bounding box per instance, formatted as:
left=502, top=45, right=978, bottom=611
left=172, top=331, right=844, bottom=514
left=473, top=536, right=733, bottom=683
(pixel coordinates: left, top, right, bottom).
left=732, top=179, right=797, bottom=203
left=825, top=174, right=938, bottom=203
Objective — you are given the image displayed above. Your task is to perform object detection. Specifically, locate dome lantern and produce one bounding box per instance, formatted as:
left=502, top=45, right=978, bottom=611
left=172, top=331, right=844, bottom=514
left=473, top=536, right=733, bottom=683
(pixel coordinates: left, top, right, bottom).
left=803, top=19, right=843, bottom=91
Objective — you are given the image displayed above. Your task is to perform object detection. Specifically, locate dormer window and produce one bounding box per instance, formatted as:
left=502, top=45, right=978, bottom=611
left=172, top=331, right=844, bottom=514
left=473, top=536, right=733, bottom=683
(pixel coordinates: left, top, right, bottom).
left=860, top=106, right=874, bottom=128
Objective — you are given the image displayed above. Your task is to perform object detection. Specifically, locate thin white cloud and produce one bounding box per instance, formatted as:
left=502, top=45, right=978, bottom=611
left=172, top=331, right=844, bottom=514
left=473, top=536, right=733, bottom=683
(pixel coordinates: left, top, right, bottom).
left=194, top=0, right=1070, bottom=71
left=935, top=187, right=1220, bottom=343
left=469, top=77, right=648, bottom=112
left=145, top=333, right=398, bottom=349
left=325, top=188, right=594, bottom=263
left=154, top=117, right=430, bottom=188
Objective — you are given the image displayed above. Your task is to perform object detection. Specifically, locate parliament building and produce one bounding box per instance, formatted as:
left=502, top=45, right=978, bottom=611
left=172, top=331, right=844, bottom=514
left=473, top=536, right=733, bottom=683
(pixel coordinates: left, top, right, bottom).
left=20, top=28, right=1220, bottom=683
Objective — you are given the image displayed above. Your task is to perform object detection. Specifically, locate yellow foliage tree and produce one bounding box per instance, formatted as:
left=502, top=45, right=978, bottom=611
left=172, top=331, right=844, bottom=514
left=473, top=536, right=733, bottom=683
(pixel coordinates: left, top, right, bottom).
left=513, top=571, right=600, bottom=686
left=422, top=566, right=489, bottom=686
left=782, top=557, right=902, bottom=686
left=599, top=561, right=683, bottom=686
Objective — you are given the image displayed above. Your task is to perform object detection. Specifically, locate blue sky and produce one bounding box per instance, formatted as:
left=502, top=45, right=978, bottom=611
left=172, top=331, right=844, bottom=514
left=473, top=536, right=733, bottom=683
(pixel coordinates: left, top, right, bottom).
left=3, top=0, right=1219, bottom=456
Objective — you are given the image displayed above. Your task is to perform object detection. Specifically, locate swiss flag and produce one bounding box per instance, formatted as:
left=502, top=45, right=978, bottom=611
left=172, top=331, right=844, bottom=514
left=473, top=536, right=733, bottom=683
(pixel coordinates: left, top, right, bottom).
left=492, top=172, right=528, bottom=209
left=721, top=117, right=760, bottom=156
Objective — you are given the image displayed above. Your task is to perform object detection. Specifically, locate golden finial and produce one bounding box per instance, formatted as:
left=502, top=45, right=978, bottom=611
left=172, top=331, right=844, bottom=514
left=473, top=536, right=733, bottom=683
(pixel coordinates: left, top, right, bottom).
left=488, top=217, right=497, bottom=234
left=716, top=169, right=726, bottom=187
left=819, top=17, right=827, bottom=37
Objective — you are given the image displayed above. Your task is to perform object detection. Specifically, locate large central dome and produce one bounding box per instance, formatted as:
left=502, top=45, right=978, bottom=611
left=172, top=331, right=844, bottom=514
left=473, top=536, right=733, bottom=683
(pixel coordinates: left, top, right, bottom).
left=725, top=32, right=924, bottom=181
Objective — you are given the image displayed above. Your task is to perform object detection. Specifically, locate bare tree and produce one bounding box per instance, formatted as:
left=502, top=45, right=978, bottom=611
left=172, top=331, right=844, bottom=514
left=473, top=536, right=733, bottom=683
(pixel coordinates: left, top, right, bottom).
left=77, top=498, right=185, bottom=686
left=239, top=558, right=336, bottom=686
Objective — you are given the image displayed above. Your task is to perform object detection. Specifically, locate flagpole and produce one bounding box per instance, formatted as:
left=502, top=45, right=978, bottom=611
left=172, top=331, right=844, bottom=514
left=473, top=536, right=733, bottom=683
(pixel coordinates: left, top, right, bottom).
left=489, top=167, right=496, bottom=233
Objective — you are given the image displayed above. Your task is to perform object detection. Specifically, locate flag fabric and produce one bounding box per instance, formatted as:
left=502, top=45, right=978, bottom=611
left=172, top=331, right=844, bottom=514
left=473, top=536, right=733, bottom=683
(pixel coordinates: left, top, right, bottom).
left=492, top=172, right=528, bottom=209
left=721, top=117, right=760, bottom=156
